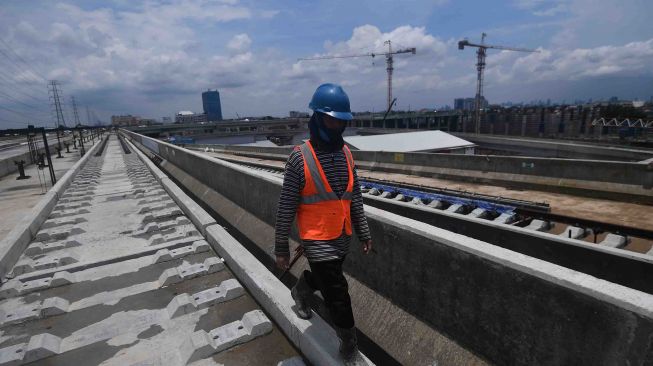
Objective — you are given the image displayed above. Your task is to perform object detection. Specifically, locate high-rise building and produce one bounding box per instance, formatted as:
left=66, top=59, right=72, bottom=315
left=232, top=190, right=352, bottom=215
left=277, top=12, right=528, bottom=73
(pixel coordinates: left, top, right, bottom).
left=202, top=90, right=223, bottom=121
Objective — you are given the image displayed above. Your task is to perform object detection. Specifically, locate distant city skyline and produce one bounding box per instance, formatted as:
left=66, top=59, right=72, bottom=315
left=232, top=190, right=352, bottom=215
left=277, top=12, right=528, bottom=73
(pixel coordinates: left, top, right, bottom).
left=0, top=0, right=652, bottom=127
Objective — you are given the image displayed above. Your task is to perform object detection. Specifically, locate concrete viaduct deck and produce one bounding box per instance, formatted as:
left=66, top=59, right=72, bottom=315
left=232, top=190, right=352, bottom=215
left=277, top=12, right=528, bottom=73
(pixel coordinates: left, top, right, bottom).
left=2, top=129, right=652, bottom=365
left=121, top=130, right=653, bottom=366
left=0, top=134, right=369, bottom=365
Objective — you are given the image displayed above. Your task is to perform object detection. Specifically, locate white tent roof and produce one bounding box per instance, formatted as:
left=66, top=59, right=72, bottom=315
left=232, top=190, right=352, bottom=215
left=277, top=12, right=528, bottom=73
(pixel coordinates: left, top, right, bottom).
left=237, top=140, right=279, bottom=147
left=344, top=130, right=475, bottom=152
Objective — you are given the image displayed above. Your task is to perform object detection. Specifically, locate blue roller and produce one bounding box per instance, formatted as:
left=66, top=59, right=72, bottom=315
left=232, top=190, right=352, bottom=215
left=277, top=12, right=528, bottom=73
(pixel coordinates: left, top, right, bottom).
left=361, top=181, right=515, bottom=214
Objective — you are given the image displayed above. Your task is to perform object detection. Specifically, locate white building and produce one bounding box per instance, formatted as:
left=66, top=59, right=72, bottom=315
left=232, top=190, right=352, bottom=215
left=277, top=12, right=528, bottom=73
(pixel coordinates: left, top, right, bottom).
left=175, top=111, right=208, bottom=124
left=344, top=130, right=476, bottom=154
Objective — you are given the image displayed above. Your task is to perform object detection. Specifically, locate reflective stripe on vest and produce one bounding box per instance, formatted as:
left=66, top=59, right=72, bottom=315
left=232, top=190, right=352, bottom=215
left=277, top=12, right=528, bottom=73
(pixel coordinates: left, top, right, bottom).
left=297, top=141, right=354, bottom=240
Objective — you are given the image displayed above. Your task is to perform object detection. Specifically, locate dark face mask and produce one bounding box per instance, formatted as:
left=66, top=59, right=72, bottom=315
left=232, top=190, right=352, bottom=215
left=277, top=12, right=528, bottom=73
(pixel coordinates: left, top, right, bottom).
left=309, top=113, right=345, bottom=151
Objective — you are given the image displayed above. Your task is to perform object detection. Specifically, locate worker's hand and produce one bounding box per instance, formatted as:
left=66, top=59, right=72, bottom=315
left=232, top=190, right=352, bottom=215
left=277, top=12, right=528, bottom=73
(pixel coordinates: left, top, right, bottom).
left=361, top=240, right=373, bottom=254
left=276, top=255, right=290, bottom=270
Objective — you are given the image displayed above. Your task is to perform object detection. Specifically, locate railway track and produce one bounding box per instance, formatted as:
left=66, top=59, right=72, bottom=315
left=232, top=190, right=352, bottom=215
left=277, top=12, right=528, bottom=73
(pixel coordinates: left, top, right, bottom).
left=220, top=156, right=653, bottom=254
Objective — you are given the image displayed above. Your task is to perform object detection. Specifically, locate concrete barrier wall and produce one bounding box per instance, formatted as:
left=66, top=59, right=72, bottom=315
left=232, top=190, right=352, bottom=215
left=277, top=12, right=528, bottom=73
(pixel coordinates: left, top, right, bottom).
left=0, top=150, right=34, bottom=178
left=453, top=132, right=653, bottom=161
left=351, top=150, right=652, bottom=188
left=123, top=130, right=653, bottom=365
left=190, top=143, right=294, bottom=156
left=0, top=146, right=58, bottom=178
left=186, top=142, right=653, bottom=193
left=363, top=195, right=653, bottom=294
left=0, top=137, right=78, bottom=179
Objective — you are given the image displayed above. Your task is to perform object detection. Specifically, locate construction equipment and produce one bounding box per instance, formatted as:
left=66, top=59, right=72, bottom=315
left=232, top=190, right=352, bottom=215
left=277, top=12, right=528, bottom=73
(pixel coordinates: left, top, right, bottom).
left=458, top=33, right=538, bottom=134
left=299, top=40, right=416, bottom=112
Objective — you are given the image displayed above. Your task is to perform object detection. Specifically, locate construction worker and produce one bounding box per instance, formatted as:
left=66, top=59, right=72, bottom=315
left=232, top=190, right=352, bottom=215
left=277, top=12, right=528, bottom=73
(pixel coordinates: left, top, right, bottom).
left=275, top=83, right=373, bottom=362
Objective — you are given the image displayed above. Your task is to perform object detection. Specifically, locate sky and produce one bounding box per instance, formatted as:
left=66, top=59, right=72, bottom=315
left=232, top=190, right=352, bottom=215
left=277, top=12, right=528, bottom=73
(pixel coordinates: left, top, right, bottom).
left=0, top=0, right=652, bottom=127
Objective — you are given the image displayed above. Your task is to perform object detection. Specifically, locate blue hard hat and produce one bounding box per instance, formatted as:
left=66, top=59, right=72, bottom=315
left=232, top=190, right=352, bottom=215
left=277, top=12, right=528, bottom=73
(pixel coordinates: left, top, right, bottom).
left=308, top=83, right=353, bottom=121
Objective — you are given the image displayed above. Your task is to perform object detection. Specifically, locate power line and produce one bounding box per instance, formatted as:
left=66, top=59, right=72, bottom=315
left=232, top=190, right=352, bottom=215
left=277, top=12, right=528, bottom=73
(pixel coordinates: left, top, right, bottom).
left=0, top=49, right=44, bottom=85
left=0, top=97, right=51, bottom=119
left=0, top=104, right=48, bottom=122
left=0, top=38, right=47, bottom=81
left=0, top=37, right=49, bottom=82
left=0, top=54, right=49, bottom=91
left=0, top=74, right=49, bottom=105
left=0, top=89, right=50, bottom=112
left=0, top=79, right=48, bottom=101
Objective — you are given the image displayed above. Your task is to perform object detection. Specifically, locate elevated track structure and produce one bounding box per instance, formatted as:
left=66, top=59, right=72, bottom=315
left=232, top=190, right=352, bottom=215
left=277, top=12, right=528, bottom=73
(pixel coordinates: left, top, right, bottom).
left=116, top=131, right=652, bottom=366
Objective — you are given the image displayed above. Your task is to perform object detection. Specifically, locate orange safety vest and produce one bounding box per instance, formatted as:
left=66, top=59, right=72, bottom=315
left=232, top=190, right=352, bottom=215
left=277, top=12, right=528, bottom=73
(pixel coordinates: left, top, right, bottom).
left=297, top=141, right=355, bottom=240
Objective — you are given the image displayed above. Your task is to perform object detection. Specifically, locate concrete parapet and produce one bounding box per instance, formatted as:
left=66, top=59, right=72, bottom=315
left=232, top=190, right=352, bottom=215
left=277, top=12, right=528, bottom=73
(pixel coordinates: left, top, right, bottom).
left=362, top=193, right=653, bottom=294
left=192, top=140, right=653, bottom=193
left=0, top=143, right=60, bottom=179
left=356, top=206, right=653, bottom=365
left=453, top=133, right=653, bottom=161
left=352, top=150, right=653, bottom=202
left=122, top=130, right=653, bottom=365
left=160, top=178, right=217, bottom=236
left=187, top=137, right=653, bottom=201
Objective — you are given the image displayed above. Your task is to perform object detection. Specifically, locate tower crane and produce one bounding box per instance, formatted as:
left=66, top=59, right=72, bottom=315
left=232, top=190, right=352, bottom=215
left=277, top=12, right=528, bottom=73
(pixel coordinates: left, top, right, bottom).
left=298, top=40, right=416, bottom=112
left=458, top=33, right=538, bottom=134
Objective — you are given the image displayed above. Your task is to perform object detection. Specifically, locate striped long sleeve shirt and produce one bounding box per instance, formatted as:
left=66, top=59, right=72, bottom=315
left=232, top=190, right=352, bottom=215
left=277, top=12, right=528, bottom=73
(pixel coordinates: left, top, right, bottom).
left=274, top=145, right=371, bottom=262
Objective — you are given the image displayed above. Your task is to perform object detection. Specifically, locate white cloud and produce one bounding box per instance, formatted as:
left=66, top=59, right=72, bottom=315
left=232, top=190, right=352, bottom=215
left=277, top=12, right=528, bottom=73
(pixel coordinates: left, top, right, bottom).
left=532, top=3, right=568, bottom=16
left=227, top=34, right=252, bottom=53
left=0, top=0, right=651, bottom=125
left=289, top=24, right=451, bottom=107
left=486, top=38, right=653, bottom=84
left=513, top=0, right=569, bottom=15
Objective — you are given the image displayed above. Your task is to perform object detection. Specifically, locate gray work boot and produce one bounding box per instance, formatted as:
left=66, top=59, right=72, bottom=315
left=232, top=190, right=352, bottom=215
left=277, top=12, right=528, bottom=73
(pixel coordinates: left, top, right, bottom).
left=335, top=326, right=359, bottom=363
left=291, top=272, right=313, bottom=319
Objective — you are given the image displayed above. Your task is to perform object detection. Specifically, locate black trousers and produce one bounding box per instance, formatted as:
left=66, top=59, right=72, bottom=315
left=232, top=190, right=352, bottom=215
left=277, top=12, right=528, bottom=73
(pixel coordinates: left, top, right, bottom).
left=303, top=258, right=355, bottom=329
